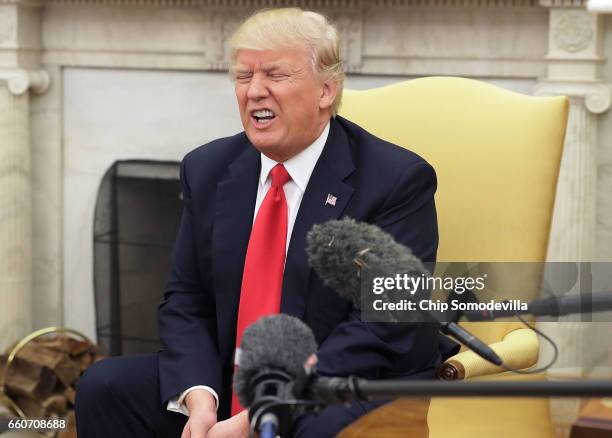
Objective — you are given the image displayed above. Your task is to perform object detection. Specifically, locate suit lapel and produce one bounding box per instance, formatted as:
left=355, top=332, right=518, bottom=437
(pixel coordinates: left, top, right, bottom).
left=212, top=144, right=260, bottom=362
left=213, top=119, right=356, bottom=354
left=281, top=118, right=355, bottom=318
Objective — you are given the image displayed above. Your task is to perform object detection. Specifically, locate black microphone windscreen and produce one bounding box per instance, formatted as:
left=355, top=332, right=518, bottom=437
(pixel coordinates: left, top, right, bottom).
left=233, top=314, right=318, bottom=408
left=306, top=218, right=428, bottom=307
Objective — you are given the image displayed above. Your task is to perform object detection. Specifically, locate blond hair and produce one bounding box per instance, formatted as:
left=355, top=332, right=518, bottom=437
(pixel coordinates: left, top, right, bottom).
left=229, top=8, right=344, bottom=115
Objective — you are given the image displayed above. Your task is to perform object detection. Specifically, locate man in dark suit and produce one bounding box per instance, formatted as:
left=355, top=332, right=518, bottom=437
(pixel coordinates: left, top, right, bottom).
left=76, top=7, right=457, bottom=438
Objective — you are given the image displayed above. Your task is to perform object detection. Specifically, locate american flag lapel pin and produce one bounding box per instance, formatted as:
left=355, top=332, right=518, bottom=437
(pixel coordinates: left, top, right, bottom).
left=325, top=193, right=337, bottom=206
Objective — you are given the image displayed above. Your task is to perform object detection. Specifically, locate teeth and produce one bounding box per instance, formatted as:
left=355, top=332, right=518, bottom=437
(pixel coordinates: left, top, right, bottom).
left=252, top=109, right=275, bottom=118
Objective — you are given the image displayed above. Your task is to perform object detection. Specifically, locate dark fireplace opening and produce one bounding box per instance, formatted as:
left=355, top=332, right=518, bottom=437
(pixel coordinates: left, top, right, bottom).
left=93, top=160, right=182, bottom=356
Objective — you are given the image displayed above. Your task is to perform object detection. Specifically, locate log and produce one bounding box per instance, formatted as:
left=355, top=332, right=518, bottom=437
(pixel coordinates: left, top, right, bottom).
left=77, top=352, right=93, bottom=371
left=1, top=333, right=104, bottom=434
left=63, top=387, right=76, bottom=405
left=42, top=394, right=68, bottom=416
left=0, top=354, right=57, bottom=400
left=87, top=344, right=103, bottom=356
left=32, top=336, right=90, bottom=357
left=58, top=410, right=77, bottom=438
left=92, top=352, right=105, bottom=364
left=13, top=393, right=69, bottom=418
left=13, top=395, right=45, bottom=418
left=16, top=344, right=80, bottom=387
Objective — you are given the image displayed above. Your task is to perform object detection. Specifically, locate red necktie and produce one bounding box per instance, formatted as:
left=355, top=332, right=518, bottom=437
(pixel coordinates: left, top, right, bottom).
left=231, top=163, right=291, bottom=416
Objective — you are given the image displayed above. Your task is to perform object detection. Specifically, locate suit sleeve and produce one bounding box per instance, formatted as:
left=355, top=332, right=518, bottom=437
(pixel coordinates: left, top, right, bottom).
left=157, top=158, right=222, bottom=405
left=315, top=160, right=454, bottom=379
left=371, top=160, right=438, bottom=262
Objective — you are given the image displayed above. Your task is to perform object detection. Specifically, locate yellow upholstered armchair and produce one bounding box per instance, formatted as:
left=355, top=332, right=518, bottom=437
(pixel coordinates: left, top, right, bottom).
left=339, top=77, right=568, bottom=437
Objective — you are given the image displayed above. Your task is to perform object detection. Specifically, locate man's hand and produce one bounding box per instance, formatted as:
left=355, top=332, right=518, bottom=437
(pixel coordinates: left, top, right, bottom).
left=207, top=410, right=250, bottom=438
left=181, top=389, right=218, bottom=438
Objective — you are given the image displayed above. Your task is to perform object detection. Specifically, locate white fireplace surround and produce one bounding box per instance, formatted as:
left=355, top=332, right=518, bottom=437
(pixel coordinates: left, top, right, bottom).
left=20, top=0, right=569, bottom=341
left=1, top=0, right=610, bottom=339
left=0, top=0, right=609, bottom=342
left=62, top=68, right=538, bottom=341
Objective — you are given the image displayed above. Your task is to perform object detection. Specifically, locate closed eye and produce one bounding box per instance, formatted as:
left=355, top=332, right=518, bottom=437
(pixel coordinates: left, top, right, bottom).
left=234, top=73, right=253, bottom=82
left=269, top=73, right=289, bottom=79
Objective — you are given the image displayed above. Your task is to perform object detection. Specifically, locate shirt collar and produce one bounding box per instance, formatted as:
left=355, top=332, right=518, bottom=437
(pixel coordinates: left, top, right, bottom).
left=259, top=121, right=330, bottom=192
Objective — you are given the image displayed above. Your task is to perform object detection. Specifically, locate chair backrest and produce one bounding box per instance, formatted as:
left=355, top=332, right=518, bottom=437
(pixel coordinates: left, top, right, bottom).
left=339, top=77, right=568, bottom=264
left=340, top=77, right=568, bottom=348
left=340, top=76, right=569, bottom=438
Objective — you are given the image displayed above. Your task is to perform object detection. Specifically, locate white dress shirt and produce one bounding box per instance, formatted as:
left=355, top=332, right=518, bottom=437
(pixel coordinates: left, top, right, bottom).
left=167, top=121, right=330, bottom=416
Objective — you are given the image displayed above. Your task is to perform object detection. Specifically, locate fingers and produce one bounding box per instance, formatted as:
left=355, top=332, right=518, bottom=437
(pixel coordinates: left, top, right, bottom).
left=188, top=417, right=213, bottom=438
left=304, top=353, right=318, bottom=372
left=194, top=423, right=211, bottom=438
left=181, top=422, right=191, bottom=438
left=190, top=424, right=205, bottom=438
left=205, top=422, right=219, bottom=438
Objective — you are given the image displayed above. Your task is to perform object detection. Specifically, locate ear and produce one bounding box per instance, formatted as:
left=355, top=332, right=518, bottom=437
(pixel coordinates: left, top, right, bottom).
left=319, top=78, right=339, bottom=111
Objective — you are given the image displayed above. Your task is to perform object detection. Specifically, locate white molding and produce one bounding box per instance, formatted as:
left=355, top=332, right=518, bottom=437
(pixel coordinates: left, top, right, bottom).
left=0, top=82, right=33, bottom=350
left=0, top=7, right=15, bottom=46
left=41, top=0, right=543, bottom=7
left=40, top=5, right=549, bottom=77
left=44, top=0, right=360, bottom=6
left=327, top=10, right=363, bottom=73
left=549, top=10, right=601, bottom=60
left=553, top=12, right=594, bottom=53
left=0, top=68, right=50, bottom=95
left=537, top=7, right=607, bottom=430
left=535, top=80, right=612, bottom=113
left=0, top=0, right=43, bottom=6
left=539, top=0, right=587, bottom=7
left=0, top=0, right=46, bottom=74
left=199, top=9, right=363, bottom=71
left=373, top=0, right=539, bottom=5
left=587, top=0, right=612, bottom=12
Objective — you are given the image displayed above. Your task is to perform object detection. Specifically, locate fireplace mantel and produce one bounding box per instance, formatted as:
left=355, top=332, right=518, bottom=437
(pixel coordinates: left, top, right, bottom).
left=37, top=0, right=557, bottom=77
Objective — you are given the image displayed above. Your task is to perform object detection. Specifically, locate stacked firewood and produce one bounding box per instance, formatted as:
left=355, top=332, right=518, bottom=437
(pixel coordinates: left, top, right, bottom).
left=0, top=335, right=105, bottom=437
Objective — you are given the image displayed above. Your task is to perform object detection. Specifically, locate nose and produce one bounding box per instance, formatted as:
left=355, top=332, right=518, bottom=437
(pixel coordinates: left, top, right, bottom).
left=246, top=74, right=269, bottom=100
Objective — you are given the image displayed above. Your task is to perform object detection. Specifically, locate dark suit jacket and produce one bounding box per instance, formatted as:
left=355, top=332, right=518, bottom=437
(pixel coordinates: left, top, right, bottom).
left=158, top=115, right=458, bottom=419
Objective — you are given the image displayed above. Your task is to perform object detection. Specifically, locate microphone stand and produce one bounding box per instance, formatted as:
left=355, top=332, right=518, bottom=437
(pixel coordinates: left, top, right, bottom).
left=252, top=375, right=612, bottom=436
left=247, top=369, right=296, bottom=438
left=461, top=291, right=612, bottom=321
left=308, top=375, right=612, bottom=403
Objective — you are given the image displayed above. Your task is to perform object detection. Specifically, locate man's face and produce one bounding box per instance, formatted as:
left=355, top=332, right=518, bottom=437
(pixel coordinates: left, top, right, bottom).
left=233, top=48, right=334, bottom=162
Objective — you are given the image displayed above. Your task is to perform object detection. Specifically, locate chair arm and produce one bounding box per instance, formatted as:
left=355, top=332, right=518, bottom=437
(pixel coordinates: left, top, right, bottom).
left=436, top=328, right=539, bottom=380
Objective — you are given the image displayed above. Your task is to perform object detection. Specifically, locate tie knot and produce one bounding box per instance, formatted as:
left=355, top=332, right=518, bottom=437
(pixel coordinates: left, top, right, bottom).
left=270, top=164, right=291, bottom=188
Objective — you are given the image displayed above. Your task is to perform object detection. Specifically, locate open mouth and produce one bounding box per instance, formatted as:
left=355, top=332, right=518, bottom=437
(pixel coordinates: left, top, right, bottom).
left=250, top=109, right=276, bottom=128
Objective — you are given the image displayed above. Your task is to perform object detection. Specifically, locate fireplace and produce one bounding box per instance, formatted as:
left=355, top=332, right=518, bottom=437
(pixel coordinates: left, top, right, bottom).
left=93, top=160, right=182, bottom=356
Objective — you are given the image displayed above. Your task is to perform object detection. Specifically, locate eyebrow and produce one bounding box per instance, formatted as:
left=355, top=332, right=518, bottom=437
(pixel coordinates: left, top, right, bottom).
left=261, top=62, right=291, bottom=72
left=232, top=61, right=292, bottom=74
left=233, top=66, right=253, bottom=75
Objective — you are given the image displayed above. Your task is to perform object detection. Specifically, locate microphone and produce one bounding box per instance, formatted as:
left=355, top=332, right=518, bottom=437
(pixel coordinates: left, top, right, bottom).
left=306, top=218, right=503, bottom=366
left=235, top=315, right=612, bottom=408
left=233, top=315, right=373, bottom=415
left=306, top=217, right=427, bottom=302
left=463, top=292, right=612, bottom=321
left=233, top=314, right=318, bottom=437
